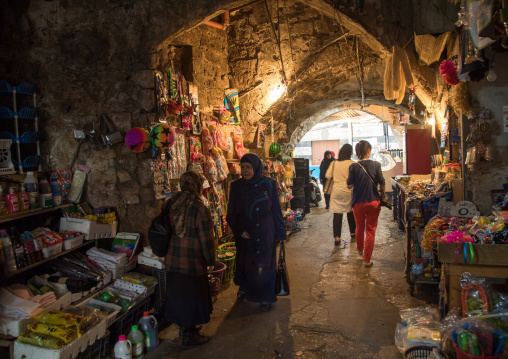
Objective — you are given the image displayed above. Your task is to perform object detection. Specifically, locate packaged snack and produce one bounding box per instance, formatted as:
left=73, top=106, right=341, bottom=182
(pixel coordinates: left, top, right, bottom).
left=233, top=129, right=245, bottom=159
left=27, top=322, right=77, bottom=344
left=17, top=331, right=67, bottom=349
left=122, top=272, right=156, bottom=287
left=34, top=311, right=81, bottom=328
left=63, top=306, right=103, bottom=335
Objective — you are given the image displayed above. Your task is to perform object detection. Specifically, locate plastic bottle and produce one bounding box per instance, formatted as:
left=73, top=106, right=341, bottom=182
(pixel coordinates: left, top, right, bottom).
left=38, top=177, right=52, bottom=209
left=24, top=172, right=39, bottom=209
left=19, top=185, right=29, bottom=211
left=138, top=312, right=159, bottom=351
left=114, top=335, right=132, bottom=359
left=0, top=187, right=8, bottom=215
left=5, top=187, right=19, bottom=214
left=9, top=227, right=26, bottom=269
left=0, top=229, right=17, bottom=272
left=127, top=325, right=144, bottom=359
left=50, top=178, right=63, bottom=207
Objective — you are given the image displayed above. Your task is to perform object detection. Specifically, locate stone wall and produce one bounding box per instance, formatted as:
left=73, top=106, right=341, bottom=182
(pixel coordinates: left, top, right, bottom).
left=0, top=1, right=232, bottom=242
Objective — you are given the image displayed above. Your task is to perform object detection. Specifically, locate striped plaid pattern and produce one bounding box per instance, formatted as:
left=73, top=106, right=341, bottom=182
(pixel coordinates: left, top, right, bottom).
left=165, top=198, right=216, bottom=275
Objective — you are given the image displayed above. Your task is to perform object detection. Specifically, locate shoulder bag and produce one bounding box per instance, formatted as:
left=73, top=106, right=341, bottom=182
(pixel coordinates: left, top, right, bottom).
left=148, top=199, right=172, bottom=257
left=356, top=162, right=393, bottom=210
left=275, top=241, right=290, bottom=296
left=323, top=161, right=335, bottom=195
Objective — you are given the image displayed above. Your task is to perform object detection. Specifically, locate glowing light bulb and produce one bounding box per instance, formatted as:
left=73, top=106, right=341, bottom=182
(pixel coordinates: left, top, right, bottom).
left=268, top=84, right=286, bottom=103
left=428, top=117, right=435, bottom=125
left=487, top=67, right=497, bottom=82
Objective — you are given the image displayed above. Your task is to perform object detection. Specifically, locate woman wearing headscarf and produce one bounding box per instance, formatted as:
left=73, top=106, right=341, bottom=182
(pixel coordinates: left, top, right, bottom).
left=347, top=140, right=385, bottom=268
left=165, top=171, right=216, bottom=347
left=320, top=150, right=335, bottom=209
left=325, top=144, right=356, bottom=246
left=226, top=153, right=286, bottom=311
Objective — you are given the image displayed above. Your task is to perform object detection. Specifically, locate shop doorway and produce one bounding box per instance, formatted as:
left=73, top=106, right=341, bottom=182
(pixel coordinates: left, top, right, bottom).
left=311, top=140, right=340, bottom=165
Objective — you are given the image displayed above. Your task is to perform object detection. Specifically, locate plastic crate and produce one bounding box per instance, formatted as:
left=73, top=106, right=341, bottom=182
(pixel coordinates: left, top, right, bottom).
left=75, top=330, right=110, bottom=359
left=42, top=242, right=63, bottom=258
left=292, top=177, right=306, bottom=189
left=151, top=267, right=167, bottom=316
left=290, top=197, right=305, bottom=211
left=109, top=296, right=152, bottom=341
left=62, top=234, right=85, bottom=250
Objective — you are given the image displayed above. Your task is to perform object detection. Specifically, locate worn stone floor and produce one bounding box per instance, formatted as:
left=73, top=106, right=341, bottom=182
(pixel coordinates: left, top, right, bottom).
left=146, top=205, right=436, bottom=359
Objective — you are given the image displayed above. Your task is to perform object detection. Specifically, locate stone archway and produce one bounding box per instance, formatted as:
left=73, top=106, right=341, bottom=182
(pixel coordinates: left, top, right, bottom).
left=289, top=96, right=424, bottom=147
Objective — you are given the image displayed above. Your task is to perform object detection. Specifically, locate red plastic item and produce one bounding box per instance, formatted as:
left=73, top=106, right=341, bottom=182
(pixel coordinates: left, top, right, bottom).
left=454, top=343, right=502, bottom=359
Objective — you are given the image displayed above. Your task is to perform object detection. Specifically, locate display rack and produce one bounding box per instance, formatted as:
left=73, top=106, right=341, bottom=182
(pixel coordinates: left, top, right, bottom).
left=0, top=80, right=41, bottom=173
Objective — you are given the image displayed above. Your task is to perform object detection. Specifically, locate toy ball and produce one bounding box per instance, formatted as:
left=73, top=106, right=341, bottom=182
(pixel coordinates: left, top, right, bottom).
left=270, top=143, right=281, bottom=156
left=125, top=127, right=150, bottom=152
left=150, top=124, right=175, bottom=149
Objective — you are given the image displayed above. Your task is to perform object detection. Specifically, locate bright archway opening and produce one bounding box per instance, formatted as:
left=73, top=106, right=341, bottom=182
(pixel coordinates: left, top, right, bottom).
left=293, top=109, right=404, bottom=193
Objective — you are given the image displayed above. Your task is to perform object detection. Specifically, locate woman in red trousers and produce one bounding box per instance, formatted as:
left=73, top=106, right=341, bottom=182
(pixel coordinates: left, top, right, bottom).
left=346, top=140, right=385, bottom=267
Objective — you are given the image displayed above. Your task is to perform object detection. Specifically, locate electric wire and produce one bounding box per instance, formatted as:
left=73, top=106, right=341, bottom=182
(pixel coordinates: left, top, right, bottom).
left=264, top=0, right=288, bottom=85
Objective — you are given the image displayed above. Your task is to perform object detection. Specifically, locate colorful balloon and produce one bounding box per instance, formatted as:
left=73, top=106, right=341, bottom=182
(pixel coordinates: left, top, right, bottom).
left=150, top=124, right=175, bottom=149
left=125, top=127, right=150, bottom=152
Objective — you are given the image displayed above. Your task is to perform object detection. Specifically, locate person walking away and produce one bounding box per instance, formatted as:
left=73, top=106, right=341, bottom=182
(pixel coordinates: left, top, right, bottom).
left=164, top=171, right=216, bottom=346
left=325, top=144, right=356, bottom=246
left=226, top=153, right=286, bottom=312
left=319, top=150, right=335, bottom=209
left=346, top=141, right=385, bottom=267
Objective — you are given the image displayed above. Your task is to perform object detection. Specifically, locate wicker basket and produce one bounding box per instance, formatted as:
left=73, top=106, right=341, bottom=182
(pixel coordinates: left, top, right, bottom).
left=216, top=250, right=236, bottom=283
left=208, top=262, right=226, bottom=296
left=404, top=346, right=449, bottom=359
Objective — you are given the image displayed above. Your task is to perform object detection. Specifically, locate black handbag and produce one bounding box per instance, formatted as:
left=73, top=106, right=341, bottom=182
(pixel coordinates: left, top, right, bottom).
left=148, top=199, right=172, bottom=257
left=357, top=162, right=393, bottom=210
left=275, top=241, right=290, bottom=296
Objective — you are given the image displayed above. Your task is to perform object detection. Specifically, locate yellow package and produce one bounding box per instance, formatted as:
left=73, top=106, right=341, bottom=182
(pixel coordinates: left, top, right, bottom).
left=34, top=311, right=81, bottom=328
left=17, top=331, right=66, bottom=349
left=27, top=322, right=77, bottom=344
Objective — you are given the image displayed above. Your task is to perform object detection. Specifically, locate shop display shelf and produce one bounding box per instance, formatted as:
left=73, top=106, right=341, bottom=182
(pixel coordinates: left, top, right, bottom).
left=0, top=204, right=72, bottom=224
left=5, top=240, right=94, bottom=278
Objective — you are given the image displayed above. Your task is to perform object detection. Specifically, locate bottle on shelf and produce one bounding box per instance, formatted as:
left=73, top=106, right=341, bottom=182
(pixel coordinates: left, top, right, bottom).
left=5, top=187, right=19, bottom=214
left=19, top=185, right=29, bottom=211
left=0, top=229, right=17, bottom=272
left=24, top=171, right=39, bottom=210
left=50, top=178, right=63, bottom=207
left=127, top=325, right=144, bottom=359
left=0, top=187, right=7, bottom=215
left=113, top=335, right=132, bottom=359
left=38, top=177, right=52, bottom=209
left=9, top=227, right=26, bottom=269
left=138, top=311, right=159, bottom=351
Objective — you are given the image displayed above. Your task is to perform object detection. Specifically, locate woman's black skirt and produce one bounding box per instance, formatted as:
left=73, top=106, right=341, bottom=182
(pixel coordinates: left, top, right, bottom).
left=164, top=271, right=212, bottom=328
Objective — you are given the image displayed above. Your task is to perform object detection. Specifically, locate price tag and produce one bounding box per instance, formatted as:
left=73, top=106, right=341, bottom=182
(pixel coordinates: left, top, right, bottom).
left=449, top=201, right=480, bottom=218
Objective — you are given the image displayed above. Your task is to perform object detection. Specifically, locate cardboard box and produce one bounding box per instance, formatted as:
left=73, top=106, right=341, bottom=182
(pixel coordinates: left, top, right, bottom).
left=438, top=242, right=508, bottom=266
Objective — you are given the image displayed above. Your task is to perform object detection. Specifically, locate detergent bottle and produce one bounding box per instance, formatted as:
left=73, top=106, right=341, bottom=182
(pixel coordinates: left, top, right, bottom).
left=138, top=312, right=159, bottom=351
left=113, top=335, right=132, bottom=359
left=127, top=325, right=144, bottom=358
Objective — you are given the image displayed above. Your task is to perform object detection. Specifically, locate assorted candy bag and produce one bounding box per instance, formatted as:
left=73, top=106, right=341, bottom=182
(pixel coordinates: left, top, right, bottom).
left=27, top=322, right=77, bottom=344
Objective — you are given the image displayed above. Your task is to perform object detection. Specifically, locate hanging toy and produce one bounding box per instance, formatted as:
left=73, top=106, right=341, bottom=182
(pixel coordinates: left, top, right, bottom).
left=270, top=143, right=281, bottom=156
left=150, top=124, right=175, bottom=149
left=408, top=87, right=416, bottom=116
left=216, top=128, right=229, bottom=151
left=213, top=152, right=228, bottom=181
left=439, top=59, right=460, bottom=86
left=125, top=127, right=151, bottom=152
left=202, top=125, right=214, bottom=155
left=233, top=129, right=245, bottom=159
left=205, top=155, right=218, bottom=183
